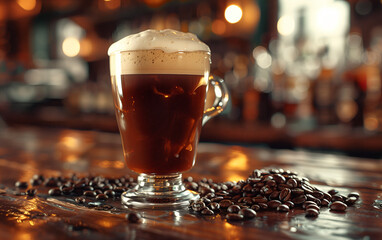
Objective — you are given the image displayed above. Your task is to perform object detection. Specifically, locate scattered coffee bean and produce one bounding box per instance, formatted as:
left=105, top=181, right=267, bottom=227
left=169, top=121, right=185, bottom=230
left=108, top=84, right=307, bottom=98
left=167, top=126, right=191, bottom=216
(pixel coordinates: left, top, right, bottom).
left=26, top=188, right=37, bottom=197
left=126, top=212, right=142, bottom=223
left=15, top=181, right=28, bottom=189
left=330, top=201, right=347, bottom=212
left=201, top=208, right=214, bottom=215
left=96, top=194, right=108, bottom=201
left=238, top=208, right=257, bottom=219
left=345, top=196, right=357, bottom=206
left=268, top=200, right=282, bottom=209
left=48, top=188, right=62, bottom=196
left=191, top=201, right=206, bottom=212
left=227, top=205, right=241, bottom=213
left=306, top=204, right=320, bottom=212
left=328, top=189, right=339, bottom=196
left=348, top=192, right=360, bottom=200
left=251, top=204, right=260, bottom=211
left=219, top=199, right=233, bottom=208
left=75, top=197, right=86, bottom=204
left=277, top=204, right=289, bottom=212
left=305, top=208, right=319, bottom=217
left=83, top=191, right=97, bottom=197
left=209, top=202, right=220, bottom=211
left=226, top=213, right=244, bottom=221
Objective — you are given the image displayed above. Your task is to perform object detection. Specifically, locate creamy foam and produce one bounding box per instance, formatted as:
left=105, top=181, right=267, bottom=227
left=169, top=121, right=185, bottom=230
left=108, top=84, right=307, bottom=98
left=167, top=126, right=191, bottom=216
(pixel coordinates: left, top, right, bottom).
left=108, top=29, right=210, bottom=76
left=108, top=29, right=210, bottom=55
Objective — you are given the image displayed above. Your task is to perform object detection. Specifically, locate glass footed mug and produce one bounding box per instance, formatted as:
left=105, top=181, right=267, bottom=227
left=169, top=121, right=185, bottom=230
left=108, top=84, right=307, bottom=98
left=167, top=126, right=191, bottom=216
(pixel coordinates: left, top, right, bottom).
left=109, top=49, right=229, bottom=208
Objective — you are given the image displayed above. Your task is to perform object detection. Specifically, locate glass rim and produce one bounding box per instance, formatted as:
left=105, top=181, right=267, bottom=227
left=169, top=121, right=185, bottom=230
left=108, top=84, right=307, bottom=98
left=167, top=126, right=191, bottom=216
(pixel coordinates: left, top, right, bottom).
left=109, top=49, right=211, bottom=56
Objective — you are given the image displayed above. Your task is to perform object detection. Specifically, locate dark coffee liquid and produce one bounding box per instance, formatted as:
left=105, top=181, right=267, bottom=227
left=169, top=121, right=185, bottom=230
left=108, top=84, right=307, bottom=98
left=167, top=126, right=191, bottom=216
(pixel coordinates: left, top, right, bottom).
left=111, top=74, right=207, bottom=174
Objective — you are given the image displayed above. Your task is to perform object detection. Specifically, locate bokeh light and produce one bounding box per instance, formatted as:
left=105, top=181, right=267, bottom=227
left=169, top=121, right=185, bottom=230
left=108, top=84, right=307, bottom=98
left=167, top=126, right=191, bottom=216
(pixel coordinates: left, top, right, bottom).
left=62, top=37, right=80, bottom=57
left=277, top=15, right=295, bottom=36
left=224, top=4, right=243, bottom=24
left=17, top=0, right=36, bottom=11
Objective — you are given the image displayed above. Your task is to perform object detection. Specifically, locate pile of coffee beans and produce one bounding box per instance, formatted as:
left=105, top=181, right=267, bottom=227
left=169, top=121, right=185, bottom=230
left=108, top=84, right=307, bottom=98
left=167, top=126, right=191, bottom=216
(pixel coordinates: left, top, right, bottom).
left=186, top=168, right=360, bottom=221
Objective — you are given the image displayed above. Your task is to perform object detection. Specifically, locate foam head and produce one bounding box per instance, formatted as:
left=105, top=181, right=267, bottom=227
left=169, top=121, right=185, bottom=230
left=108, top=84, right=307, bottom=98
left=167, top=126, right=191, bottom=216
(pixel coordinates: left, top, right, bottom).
left=108, top=29, right=211, bottom=76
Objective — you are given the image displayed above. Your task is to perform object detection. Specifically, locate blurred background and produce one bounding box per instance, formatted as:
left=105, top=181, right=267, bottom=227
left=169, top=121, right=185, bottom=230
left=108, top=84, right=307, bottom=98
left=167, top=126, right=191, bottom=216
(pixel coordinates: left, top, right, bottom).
left=0, top=0, right=381, bottom=158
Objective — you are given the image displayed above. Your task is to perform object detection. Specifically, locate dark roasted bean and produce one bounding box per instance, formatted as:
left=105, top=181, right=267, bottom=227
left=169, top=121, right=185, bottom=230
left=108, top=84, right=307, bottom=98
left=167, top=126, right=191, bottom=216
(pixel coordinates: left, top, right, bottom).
left=345, top=196, right=357, bottom=205
left=323, top=192, right=332, bottom=201
left=332, top=195, right=344, bottom=202
left=302, top=201, right=317, bottom=209
left=96, top=193, right=108, bottom=201
left=15, top=181, right=28, bottom=189
left=268, top=200, right=282, bottom=209
left=26, top=188, right=37, bottom=197
left=266, top=180, right=277, bottom=187
left=83, top=191, right=97, bottom=197
left=226, top=213, right=244, bottom=221
left=104, top=190, right=116, bottom=197
left=227, top=205, right=241, bottom=213
left=305, top=208, right=319, bottom=217
left=269, top=191, right=280, bottom=200
left=126, top=212, right=142, bottom=223
left=284, top=201, right=294, bottom=209
left=201, top=208, right=214, bottom=215
left=330, top=201, right=347, bottom=212
left=251, top=204, right=260, bottom=211
left=209, top=202, right=220, bottom=211
left=286, top=178, right=298, bottom=188
left=30, top=179, right=41, bottom=186
left=273, top=174, right=286, bottom=184
left=252, top=196, right=268, bottom=203
left=292, top=195, right=307, bottom=205
left=48, top=188, right=62, bottom=196
left=258, top=203, right=268, bottom=210
left=291, top=188, right=304, bottom=196
left=260, top=186, right=273, bottom=195
left=312, top=191, right=324, bottom=199
left=75, top=197, right=86, bottom=204
left=328, top=189, right=338, bottom=196
left=61, top=187, right=73, bottom=195
left=211, top=196, right=224, bottom=202
left=242, top=184, right=252, bottom=192
left=321, top=199, right=330, bottom=207
left=216, top=190, right=228, bottom=196
left=279, top=188, right=291, bottom=202
left=306, top=204, right=320, bottom=212
left=348, top=192, right=360, bottom=199
left=205, top=193, right=216, bottom=199
left=277, top=204, right=289, bottom=212
left=191, top=201, right=206, bottom=212
left=242, top=197, right=253, bottom=205
left=219, top=199, right=233, bottom=208
left=238, top=208, right=257, bottom=219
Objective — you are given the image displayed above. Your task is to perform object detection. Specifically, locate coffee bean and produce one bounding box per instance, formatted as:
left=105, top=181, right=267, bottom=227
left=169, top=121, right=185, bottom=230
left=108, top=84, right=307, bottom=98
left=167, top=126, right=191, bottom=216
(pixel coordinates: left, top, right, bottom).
left=61, top=187, right=73, bottom=195
left=277, top=204, right=289, bottom=212
left=238, top=208, right=257, bottom=219
left=269, top=191, right=280, bottom=200
left=268, top=200, right=282, bottom=209
left=219, top=199, right=233, bottom=208
left=83, top=191, right=96, bottom=197
left=306, top=204, right=320, bottom=212
left=279, top=188, right=291, bottom=202
left=321, top=199, right=330, bottom=207
left=30, top=179, right=41, bottom=186
left=292, top=195, right=307, bottom=205
left=302, top=201, right=317, bottom=209
left=226, top=213, right=244, bottom=221
left=104, top=190, right=116, bottom=197
left=126, top=212, right=142, bottom=223
left=348, top=192, right=360, bottom=199
left=252, top=196, right=268, bottom=204
left=286, top=178, right=298, bottom=188
left=312, top=190, right=323, bottom=199
left=272, top=174, right=286, bottom=184
left=48, top=188, right=62, bottom=196
left=284, top=201, right=294, bottom=209
left=332, top=195, right=344, bottom=202
left=260, top=186, right=273, bottom=195
left=345, top=196, right=357, bottom=206
left=96, top=194, right=108, bottom=201
left=323, top=192, right=332, bottom=201
left=305, top=208, right=319, bottom=217
left=209, top=202, right=220, bottom=211
left=242, top=184, right=253, bottom=192
left=251, top=204, right=260, bottom=211
left=26, top=188, right=37, bottom=197
left=301, top=183, right=314, bottom=194
left=191, top=201, right=206, bottom=212
left=266, top=180, right=277, bottom=187
left=205, top=193, right=216, bottom=199
left=258, top=203, right=268, bottom=210
left=330, top=201, right=347, bottom=212
left=15, top=181, right=28, bottom=189
left=211, top=197, right=224, bottom=202
left=44, top=179, right=58, bottom=187
left=291, top=188, right=304, bottom=196
left=328, top=189, right=338, bottom=196
left=75, top=197, right=86, bottom=204
left=201, top=208, right=214, bottom=215
left=227, top=205, right=241, bottom=213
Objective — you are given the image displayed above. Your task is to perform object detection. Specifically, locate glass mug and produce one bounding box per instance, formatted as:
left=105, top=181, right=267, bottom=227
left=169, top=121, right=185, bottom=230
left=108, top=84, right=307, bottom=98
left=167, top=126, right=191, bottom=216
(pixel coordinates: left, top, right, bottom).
left=108, top=30, right=229, bottom=208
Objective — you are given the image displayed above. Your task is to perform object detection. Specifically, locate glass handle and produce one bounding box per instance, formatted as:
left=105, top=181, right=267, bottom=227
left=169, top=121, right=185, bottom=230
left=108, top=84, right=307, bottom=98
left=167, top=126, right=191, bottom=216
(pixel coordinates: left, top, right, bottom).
left=202, top=75, right=229, bottom=126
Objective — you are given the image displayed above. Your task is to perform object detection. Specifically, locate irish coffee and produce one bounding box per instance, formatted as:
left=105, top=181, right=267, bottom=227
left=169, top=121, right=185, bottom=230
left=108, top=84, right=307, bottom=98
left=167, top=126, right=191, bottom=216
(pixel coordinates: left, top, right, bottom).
left=111, top=74, right=206, bottom=174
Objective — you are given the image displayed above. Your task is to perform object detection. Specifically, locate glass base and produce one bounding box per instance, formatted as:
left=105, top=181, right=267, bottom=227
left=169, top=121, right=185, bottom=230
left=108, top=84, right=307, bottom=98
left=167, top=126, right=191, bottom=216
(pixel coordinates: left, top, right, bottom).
left=122, top=173, right=199, bottom=209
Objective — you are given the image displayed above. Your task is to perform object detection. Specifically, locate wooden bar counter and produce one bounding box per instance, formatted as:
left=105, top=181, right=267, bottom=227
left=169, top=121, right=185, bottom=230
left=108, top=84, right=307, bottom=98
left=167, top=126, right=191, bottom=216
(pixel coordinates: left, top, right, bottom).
left=0, top=126, right=381, bottom=240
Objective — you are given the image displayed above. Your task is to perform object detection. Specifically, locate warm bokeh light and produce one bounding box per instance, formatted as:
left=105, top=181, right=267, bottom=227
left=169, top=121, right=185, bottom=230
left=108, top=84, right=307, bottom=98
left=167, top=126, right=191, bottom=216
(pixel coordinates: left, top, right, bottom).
left=277, top=15, right=295, bottom=36
left=211, top=19, right=226, bottom=35
left=62, top=37, right=80, bottom=57
left=17, top=0, right=36, bottom=11
left=224, top=4, right=243, bottom=24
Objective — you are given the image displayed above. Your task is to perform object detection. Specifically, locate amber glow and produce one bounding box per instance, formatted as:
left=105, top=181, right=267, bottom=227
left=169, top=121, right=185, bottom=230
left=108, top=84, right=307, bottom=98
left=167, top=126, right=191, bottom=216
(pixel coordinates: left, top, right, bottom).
left=211, top=19, right=226, bottom=35
left=17, top=0, right=36, bottom=11
left=224, top=4, right=243, bottom=24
